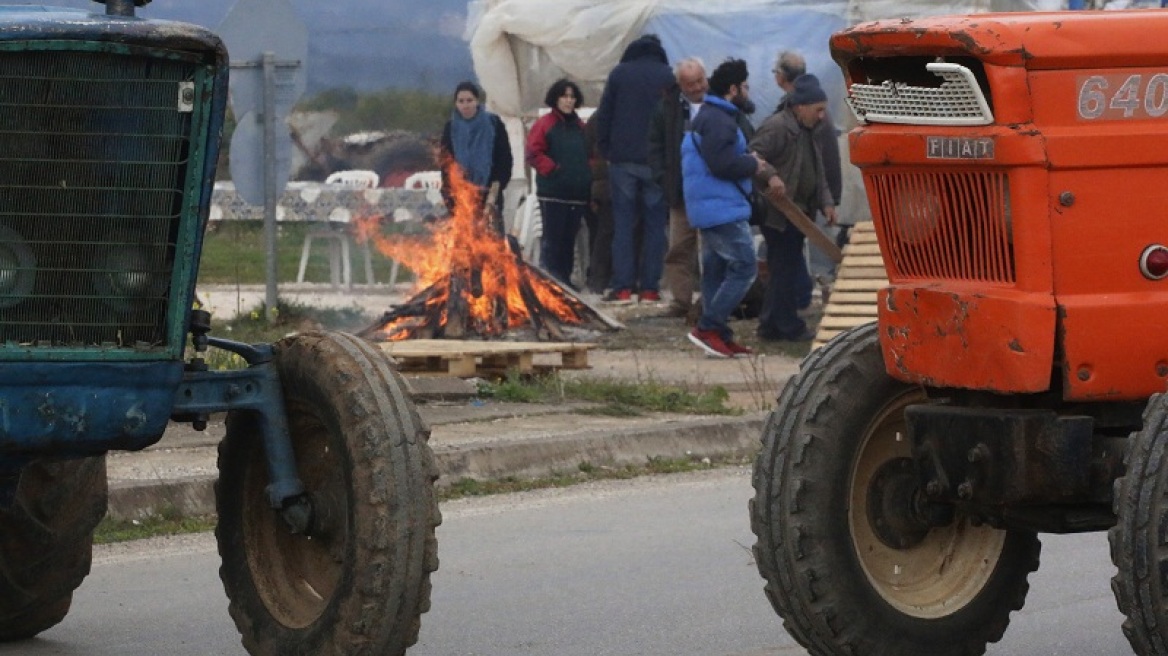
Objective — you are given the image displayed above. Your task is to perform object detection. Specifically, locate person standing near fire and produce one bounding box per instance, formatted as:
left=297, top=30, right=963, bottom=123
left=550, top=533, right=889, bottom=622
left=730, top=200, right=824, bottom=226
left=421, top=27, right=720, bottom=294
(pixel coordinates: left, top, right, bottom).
left=750, top=73, right=838, bottom=342
left=591, top=33, right=675, bottom=303
left=682, top=58, right=777, bottom=358
left=649, top=57, right=708, bottom=320
left=440, top=80, right=513, bottom=232
left=525, top=78, right=590, bottom=288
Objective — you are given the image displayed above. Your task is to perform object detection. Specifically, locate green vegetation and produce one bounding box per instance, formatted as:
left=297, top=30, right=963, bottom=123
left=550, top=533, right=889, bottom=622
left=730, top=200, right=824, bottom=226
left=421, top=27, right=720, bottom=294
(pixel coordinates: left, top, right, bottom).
left=94, top=508, right=216, bottom=545
left=93, top=456, right=747, bottom=544
left=477, top=372, right=740, bottom=416
left=298, top=86, right=450, bottom=136
left=198, top=220, right=420, bottom=286
left=435, top=455, right=746, bottom=501
left=200, top=298, right=374, bottom=370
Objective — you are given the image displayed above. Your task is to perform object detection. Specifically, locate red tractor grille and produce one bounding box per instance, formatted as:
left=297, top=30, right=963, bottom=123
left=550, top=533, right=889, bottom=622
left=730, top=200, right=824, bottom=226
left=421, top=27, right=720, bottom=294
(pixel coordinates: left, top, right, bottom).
left=868, top=171, right=1015, bottom=284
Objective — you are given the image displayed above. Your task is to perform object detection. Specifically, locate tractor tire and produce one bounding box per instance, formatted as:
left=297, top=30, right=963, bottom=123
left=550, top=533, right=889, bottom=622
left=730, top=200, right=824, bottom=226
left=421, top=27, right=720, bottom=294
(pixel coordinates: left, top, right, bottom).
left=750, top=322, right=1041, bottom=655
left=0, top=456, right=108, bottom=641
left=1110, top=392, right=1168, bottom=655
left=216, top=331, right=440, bottom=656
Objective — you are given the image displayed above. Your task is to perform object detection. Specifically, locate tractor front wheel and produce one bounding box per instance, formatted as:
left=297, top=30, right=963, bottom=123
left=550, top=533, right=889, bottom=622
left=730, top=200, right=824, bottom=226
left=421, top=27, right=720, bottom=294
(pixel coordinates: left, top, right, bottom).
left=750, top=322, right=1040, bottom=655
left=0, top=456, right=108, bottom=641
left=216, top=331, right=440, bottom=656
left=1110, top=392, right=1168, bottom=655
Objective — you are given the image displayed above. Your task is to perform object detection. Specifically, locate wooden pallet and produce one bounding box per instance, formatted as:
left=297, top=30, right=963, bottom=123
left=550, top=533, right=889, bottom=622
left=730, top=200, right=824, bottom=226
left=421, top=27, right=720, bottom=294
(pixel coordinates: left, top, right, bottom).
left=813, top=221, right=887, bottom=350
left=379, top=339, right=594, bottom=377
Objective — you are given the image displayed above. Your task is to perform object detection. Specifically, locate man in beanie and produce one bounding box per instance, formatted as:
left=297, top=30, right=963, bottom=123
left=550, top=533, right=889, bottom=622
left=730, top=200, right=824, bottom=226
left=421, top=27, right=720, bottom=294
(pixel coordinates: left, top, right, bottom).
left=749, top=73, right=838, bottom=342
left=772, top=50, right=844, bottom=309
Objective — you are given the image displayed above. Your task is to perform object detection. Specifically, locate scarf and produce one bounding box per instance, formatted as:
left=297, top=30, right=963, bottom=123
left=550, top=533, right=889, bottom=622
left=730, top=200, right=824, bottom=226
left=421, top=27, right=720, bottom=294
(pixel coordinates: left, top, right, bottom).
left=449, top=107, right=495, bottom=187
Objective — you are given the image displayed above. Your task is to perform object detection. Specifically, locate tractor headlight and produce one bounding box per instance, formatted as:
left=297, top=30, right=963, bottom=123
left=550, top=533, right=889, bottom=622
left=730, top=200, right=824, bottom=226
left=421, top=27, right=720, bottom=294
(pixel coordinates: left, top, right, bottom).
left=0, top=225, right=36, bottom=309
left=893, top=184, right=942, bottom=245
left=93, top=233, right=168, bottom=312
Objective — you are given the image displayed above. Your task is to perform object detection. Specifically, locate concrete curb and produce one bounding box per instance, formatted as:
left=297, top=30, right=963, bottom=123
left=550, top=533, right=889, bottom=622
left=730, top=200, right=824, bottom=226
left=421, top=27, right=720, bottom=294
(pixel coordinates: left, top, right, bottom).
left=105, top=413, right=767, bottom=521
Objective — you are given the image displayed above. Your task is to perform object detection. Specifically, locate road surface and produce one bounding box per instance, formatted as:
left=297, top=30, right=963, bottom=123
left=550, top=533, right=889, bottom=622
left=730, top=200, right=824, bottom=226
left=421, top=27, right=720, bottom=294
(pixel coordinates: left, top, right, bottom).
left=0, top=468, right=1137, bottom=655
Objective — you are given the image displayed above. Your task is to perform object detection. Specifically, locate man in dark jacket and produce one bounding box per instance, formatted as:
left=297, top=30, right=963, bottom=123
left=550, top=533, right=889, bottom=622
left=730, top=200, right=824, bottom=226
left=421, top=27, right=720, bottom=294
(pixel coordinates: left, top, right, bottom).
left=772, top=50, right=843, bottom=302
left=591, top=34, right=675, bottom=303
left=648, top=57, right=707, bottom=317
left=751, top=73, right=838, bottom=342
left=681, top=58, right=782, bottom=358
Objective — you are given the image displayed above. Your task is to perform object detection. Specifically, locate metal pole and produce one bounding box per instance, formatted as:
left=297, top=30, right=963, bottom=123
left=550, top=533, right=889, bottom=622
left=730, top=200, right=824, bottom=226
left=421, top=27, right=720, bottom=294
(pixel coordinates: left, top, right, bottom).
left=262, top=51, right=279, bottom=323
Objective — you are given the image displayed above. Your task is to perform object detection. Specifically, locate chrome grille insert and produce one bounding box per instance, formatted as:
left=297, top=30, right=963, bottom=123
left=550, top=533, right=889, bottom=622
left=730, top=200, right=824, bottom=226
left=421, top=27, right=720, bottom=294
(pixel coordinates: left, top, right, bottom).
left=848, top=62, right=994, bottom=126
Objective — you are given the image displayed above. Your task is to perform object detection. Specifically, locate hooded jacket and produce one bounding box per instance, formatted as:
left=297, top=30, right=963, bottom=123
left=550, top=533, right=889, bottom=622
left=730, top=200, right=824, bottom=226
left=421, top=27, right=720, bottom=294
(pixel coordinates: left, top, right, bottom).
left=681, top=95, right=757, bottom=229
left=591, top=35, right=675, bottom=165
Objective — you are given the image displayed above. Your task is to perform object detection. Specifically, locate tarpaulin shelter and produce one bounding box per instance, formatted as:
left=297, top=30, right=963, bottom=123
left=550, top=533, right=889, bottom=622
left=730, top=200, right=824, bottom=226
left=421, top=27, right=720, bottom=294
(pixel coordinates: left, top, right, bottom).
left=465, top=0, right=1063, bottom=227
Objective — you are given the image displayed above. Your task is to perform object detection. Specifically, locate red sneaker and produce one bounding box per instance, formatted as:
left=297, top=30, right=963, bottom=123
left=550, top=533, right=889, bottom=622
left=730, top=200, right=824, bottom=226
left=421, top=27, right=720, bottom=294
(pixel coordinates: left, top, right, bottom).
left=725, top=340, right=754, bottom=358
left=639, top=290, right=661, bottom=303
left=604, top=289, right=633, bottom=304
left=688, top=328, right=733, bottom=358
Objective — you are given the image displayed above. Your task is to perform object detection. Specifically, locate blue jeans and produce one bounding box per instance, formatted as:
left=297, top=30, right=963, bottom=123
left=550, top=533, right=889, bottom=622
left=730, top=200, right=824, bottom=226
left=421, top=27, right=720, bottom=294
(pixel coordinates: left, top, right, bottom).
left=608, top=162, right=667, bottom=292
left=697, top=220, right=758, bottom=340
left=759, top=224, right=809, bottom=339
left=539, top=199, right=585, bottom=288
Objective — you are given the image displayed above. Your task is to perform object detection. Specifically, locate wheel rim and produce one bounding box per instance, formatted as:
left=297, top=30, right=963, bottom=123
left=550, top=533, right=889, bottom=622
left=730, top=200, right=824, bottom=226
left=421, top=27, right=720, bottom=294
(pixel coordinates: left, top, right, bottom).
left=848, top=390, right=1007, bottom=619
left=241, top=405, right=349, bottom=629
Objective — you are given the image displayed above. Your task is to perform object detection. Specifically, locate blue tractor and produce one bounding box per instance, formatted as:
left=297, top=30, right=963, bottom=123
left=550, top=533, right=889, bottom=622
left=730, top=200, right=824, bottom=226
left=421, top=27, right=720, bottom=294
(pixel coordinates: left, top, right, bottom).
left=0, top=1, right=440, bottom=654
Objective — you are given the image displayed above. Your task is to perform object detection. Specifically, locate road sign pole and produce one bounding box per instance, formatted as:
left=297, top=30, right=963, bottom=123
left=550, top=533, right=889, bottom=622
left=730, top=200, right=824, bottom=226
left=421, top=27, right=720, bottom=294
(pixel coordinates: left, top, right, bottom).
left=262, top=51, right=278, bottom=322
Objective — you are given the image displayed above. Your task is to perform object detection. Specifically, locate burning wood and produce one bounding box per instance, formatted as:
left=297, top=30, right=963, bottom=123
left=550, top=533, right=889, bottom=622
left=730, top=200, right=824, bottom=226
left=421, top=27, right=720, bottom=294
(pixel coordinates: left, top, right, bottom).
left=355, top=164, right=617, bottom=341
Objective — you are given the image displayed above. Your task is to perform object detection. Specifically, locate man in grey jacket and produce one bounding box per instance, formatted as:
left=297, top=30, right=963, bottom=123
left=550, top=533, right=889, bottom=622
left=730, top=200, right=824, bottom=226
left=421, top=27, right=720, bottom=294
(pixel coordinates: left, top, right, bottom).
left=750, top=74, right=838, bottom=342
left=648, top=57, right=707, bottom=318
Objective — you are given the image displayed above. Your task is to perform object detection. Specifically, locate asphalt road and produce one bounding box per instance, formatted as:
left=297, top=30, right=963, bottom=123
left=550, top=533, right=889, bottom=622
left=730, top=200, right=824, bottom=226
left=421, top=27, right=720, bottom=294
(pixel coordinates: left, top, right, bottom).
left=0, top=468, right=1140, bottom=656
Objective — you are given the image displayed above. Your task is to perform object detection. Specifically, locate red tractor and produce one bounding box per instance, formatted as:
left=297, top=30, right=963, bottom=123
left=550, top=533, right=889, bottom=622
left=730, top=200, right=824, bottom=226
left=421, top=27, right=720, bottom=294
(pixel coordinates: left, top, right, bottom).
left=751, top=9, right=1168, bottom=656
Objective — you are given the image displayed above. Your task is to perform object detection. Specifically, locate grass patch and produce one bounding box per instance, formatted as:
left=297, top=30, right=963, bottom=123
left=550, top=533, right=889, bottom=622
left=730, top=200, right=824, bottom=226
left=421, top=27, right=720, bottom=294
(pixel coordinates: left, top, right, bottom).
left=198, top=220, right=419, bottom=286
left=439, top=454, right=747, bottom=502
left=199, top=297, right=375, bottom=370
left=477, top=372, right=740, bottom=416
left=91, top=456, right=747, bottom=544
left=94, top=509, right=216, bottom=545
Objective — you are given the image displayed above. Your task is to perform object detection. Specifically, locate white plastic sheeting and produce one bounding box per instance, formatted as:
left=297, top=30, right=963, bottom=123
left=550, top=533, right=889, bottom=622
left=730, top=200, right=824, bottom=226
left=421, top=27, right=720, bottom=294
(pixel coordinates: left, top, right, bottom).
left=466, top=0, right=1064, bottom=121
left=465, top=0, right=1065, bottom=230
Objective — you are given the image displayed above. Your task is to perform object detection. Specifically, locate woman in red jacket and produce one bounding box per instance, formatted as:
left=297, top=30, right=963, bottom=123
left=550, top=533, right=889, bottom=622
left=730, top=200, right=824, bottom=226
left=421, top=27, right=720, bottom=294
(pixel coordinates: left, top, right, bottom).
left=525, top=79, right=590, bottom=288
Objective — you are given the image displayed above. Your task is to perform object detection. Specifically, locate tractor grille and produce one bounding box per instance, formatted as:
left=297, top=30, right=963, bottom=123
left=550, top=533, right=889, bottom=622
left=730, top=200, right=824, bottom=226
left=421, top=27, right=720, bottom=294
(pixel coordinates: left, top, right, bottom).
left=868, top=171, right=1015, bottom=284
left=846, top=62, right=994, bottom=126
left=0, top=50, right=195, bottom=350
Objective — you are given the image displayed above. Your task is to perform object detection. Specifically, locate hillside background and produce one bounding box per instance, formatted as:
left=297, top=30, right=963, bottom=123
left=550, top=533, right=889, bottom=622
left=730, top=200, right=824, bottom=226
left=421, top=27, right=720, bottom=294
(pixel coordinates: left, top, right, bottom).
left=12, top=0, right=476, bottom=94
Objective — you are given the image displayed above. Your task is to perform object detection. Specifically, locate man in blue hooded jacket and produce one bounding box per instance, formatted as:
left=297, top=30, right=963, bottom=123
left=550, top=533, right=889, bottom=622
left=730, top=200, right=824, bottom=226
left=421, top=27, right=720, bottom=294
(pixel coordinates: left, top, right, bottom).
left=681, top=58, right=783, bottom=358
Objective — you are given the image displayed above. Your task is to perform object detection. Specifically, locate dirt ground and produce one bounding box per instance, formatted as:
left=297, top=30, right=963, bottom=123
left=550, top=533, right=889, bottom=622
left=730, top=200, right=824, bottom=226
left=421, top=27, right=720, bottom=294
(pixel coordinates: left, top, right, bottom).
left=593, top=299, right=817, bottom=360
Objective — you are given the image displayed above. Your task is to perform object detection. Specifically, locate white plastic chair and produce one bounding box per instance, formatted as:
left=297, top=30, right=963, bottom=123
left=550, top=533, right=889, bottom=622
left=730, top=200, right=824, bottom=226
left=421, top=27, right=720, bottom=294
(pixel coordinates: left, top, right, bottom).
left=297, top=170, right=380, bottom=287
left=384, top=170, right=443, bottom=288
left=402, top=170, right=441, bottom=190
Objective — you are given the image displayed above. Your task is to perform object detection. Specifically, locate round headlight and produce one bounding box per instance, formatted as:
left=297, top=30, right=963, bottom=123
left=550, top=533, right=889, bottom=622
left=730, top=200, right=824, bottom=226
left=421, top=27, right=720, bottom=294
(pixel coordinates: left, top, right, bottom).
left=892, top=186, right=942, bottom=245
left=93, top=234, right=168, bottom=312
left=0, top=225, right=36, bottom=309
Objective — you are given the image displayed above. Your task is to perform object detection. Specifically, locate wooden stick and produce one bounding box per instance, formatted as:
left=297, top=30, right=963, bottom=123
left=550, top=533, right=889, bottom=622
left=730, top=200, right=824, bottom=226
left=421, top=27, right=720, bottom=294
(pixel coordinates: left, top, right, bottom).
left=769, top=194, right=844, bottom=264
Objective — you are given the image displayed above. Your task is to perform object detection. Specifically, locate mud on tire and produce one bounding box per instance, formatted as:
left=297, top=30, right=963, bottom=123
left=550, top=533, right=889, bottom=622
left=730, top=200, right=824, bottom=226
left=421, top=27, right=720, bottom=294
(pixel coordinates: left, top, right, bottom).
left=216, top=331, right=440, bottom=656
left=0, top=456, right=108, bottom=641
left=749, top=322, right=1040, bottom=655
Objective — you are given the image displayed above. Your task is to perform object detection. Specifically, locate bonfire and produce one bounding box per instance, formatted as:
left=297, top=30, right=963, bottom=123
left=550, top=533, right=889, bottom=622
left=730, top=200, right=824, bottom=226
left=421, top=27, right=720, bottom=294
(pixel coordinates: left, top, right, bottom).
left=355, top=164, right=615, bottom=341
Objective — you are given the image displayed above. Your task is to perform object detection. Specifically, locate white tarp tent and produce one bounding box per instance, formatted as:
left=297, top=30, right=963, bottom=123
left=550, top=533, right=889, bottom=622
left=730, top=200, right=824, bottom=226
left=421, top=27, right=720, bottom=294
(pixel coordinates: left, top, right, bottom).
left=467, top=0, right=1063, bottom=123
left=464, top=0, right=1063, bottom=235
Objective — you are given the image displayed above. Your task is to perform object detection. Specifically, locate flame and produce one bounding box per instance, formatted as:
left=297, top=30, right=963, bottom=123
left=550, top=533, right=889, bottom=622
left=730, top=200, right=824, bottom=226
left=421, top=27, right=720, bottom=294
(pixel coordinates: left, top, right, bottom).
left=356, top=162, right=591, bottom=340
